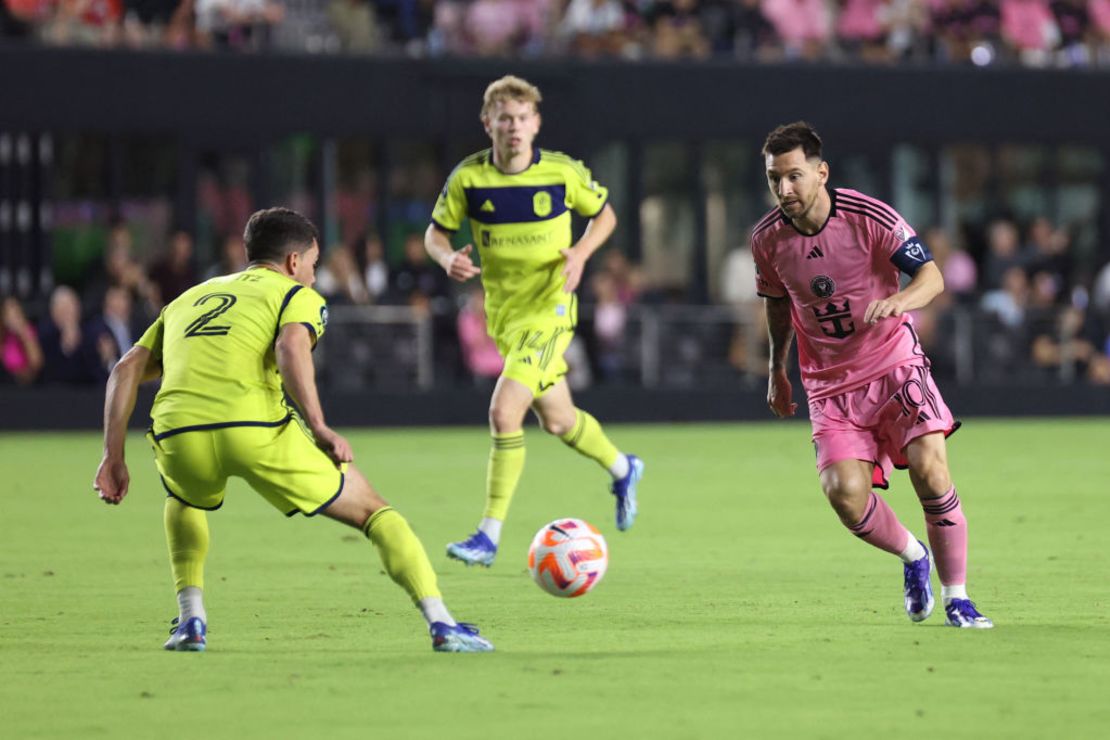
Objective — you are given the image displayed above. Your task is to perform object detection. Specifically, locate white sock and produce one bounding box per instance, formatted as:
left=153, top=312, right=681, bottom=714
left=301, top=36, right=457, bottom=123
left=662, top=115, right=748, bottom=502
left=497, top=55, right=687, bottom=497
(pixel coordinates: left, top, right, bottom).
left=608, top=454, right=630, bottom=480
left=478, top=517, right=502, bottom=545
left=941, top=584, right=968, bottom=604
left=419, top=597, right=455, bottom=627
left=899, top=532, right=927, bottom=564
left=177, top=586, right=206, bottom=623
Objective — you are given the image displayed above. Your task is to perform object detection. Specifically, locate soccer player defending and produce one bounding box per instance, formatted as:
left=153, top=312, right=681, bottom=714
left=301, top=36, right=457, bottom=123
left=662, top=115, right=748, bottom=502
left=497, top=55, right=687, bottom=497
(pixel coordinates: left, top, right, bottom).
left=751, top=122, right=992, bottom=628
left=425, top=75, right=644, bottom=567
left=93, top=208, right=493, bottom=652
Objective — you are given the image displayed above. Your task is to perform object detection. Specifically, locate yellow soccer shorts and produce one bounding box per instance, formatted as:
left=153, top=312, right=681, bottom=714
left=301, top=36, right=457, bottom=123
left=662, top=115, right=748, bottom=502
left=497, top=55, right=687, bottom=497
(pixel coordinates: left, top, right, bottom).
left=147, top=420, right=345, bottom=517
left=496, top=323, right=575, bottom=398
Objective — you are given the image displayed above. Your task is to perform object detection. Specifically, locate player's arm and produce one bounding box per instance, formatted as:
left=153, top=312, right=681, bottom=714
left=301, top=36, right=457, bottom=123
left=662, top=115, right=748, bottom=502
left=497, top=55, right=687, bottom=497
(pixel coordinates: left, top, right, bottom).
left=94, top=345, right=162, bottom=505
left=424, top=224, right=481, bottom=282
left=765, top=296, right=798, bottom=418
left=561, top=202, right=617, bottom=293
left=275, top=322, right=352, bottom=466
left=864, top=258, right=944, bottom=325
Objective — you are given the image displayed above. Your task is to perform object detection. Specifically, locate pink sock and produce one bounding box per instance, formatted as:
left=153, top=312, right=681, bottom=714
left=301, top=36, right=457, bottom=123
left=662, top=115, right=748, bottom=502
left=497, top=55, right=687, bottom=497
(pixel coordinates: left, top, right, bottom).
left=921, top=486, right=967, bottom=586
left=847, top=492, right=911, bottom=557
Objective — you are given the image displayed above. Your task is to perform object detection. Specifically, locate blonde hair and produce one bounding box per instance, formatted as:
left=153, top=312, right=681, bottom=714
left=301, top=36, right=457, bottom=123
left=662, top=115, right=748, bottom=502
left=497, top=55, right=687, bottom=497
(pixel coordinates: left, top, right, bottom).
left=481, top=75, right=542, bottom=119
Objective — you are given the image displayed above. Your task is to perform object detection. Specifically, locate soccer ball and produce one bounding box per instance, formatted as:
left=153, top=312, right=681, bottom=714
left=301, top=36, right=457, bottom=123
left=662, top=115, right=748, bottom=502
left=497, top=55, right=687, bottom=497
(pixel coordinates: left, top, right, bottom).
left=527, top=518, right=608, bottom=598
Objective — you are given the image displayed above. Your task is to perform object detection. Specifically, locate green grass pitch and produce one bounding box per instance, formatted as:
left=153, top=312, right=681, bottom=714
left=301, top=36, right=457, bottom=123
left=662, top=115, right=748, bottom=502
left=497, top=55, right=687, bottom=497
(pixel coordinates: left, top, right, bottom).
left=2, top=420, right=1108, bottom=739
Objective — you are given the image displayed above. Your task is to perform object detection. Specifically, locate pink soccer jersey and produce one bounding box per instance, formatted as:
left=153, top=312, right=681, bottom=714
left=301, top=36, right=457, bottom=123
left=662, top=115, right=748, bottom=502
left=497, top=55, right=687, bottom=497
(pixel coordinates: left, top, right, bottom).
left=751, top=188, right=929, bottom=401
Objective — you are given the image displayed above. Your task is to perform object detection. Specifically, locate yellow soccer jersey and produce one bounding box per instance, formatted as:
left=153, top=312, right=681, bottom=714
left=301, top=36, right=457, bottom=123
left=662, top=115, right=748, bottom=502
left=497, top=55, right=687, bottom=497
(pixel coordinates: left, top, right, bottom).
left=431, top=148, right=609, bottom=338
left=135, top=266, right=328, bottom=438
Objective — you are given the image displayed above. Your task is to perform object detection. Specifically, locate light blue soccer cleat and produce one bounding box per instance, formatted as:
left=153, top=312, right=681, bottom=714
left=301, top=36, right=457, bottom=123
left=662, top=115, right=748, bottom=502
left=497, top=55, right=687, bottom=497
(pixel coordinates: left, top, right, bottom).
left=611, top=454, right=644, bottom=532
left=944, top=599, right=994, bottom=629
left=904, top=542, right=935, bottom=622
left=446, top=530, right=498, bottom=567
left=163, top=616, right=207, bottom=652
left=430, top=622, right=494, bottom=653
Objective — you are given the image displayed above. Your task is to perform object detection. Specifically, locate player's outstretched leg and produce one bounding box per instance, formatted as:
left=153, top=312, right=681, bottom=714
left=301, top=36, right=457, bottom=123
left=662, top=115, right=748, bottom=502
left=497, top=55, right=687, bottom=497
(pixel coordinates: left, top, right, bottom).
left=537, top=383, right=644, bottom=531
left=163, top=497, right=209, bottom=651
left=325, top=466, right=494, bottom=652
left=906, top=435, right=993, bottom=629
left=824, top=461, right=933, bottom=622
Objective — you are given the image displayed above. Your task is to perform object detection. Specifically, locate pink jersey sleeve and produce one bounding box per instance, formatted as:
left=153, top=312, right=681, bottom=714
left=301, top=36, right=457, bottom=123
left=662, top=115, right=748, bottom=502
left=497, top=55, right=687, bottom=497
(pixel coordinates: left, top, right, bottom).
left=752, top=231, right=787, bottom=299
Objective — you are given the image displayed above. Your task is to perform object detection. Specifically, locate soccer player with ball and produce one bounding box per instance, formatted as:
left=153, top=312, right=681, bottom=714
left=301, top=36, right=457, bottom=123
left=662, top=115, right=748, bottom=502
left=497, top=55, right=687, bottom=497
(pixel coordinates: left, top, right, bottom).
left=425, top=76, right=645, bottom=567
left=752, top=122, right=992, bottom=629
left=93, top=208, right=493, bottom=653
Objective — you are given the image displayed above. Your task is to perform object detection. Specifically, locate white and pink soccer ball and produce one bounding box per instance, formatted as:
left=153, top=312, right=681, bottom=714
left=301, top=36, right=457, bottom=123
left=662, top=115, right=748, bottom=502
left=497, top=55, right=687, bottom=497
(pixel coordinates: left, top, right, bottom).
left=527, top=518, right=608, bottom=598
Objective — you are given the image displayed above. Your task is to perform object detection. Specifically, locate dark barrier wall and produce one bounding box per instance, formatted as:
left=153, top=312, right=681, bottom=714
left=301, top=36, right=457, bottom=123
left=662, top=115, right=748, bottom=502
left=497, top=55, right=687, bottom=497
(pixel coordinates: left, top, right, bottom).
left=4, top=49, right=1110, bottom=144
left=2, top=385, right=1108, bottom=431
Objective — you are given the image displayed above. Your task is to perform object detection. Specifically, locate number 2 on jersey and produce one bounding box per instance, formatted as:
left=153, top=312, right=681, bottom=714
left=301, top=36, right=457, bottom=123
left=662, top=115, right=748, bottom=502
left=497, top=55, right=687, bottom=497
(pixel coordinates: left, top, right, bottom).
left=184, top=293, right=237, bottom=337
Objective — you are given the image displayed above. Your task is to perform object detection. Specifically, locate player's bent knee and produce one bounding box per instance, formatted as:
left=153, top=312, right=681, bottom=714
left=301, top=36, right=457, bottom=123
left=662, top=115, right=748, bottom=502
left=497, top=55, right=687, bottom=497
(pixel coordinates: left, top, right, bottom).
left=321, top=465, right=389, bottom=529
left=541, top=416, right=574, bottom=437
left=489, top=406, right=524, bottom=434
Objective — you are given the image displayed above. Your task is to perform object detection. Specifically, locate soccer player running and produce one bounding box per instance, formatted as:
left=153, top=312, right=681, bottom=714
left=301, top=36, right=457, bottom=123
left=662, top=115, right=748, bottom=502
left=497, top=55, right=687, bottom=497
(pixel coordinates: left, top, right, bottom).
left=425, top=75, right=644, bottom=567
left=93, top=208, right=493, bottom=653
left=752, top=122, right=992, bottom=628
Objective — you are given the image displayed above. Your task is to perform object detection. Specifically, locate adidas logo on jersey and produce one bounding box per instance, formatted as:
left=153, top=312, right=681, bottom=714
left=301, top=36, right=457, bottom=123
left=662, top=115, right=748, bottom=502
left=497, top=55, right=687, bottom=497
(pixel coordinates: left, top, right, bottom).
left=806, top=246, right=824, bottom=260
left=480, top=200, right=495, bottom=212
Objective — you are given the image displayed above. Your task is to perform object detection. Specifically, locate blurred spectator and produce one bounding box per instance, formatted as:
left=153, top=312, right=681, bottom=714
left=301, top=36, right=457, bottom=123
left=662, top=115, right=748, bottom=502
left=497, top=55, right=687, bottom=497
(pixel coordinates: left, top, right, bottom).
left=982, top=218, right=1023, bottom=290
left=456, top=283, right=503, bottom=383
left=836, top=0, right=889, bottom=62
left=85, top=284, right=135, bottom=378
left=38, top=285, right=103, bottom=384
left=981, top=264, right=1029, bottom=329
left=925, top=225, right=978, bottom=299
left=316, top=244, right=370, bottom=304
left=1001, top=0, right=1059, bottom=65
left=1, top=295, right=44, bottom=385
left=1051, top=0, right=1093, bottom=64
left=194, top=0, right=285, bottom=51
left=762, top=0, right=833, bottom=60
left=357, top=233, right=390, bottom=302
left=327, top=0, right=379, bottom=53
left=730, top=0, right=781, bottom=61
left=1092, top=259, right=1110, bottom=316
left=40, top=0, right=124, bottom=47
left=591, top=270, right=628, bottom=381
left=464, top=0, right=523, bottom=55
left=881, top=0, right=931, bottom=60
left=599, top=249, right=643, bottom=305
left=1022, top=216, right=1071, bottom=296
left=81, top=222, right=155, bottom=322
left=560, top=0, right=626, bottom=57
left=148, top=229, right=198, bottom=307
left=391, top=232, right=449, bottom=306
left=649, top=0, right=711, bottom=59
left=932, top=0, right=1002, bottom=64
left=204, top=233, right=249, bottom=279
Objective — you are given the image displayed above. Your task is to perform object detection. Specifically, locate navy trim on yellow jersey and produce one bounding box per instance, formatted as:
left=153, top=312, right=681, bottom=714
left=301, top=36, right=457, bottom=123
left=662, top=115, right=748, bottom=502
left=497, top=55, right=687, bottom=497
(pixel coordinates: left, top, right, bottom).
left=277, top=285, right=303, bottom=328
left=300, top=322, right=318, bottom=346
left=161, top=475, right=224, bottom=511
left=286, top=472, right=346, bottom=518
left=431, top=218, right=457, bottom=234
left=582, top=194, right=610, bottom=219
left=152, top=414, right=293, bottom=441
left=465, top=185, right=568, bottom=224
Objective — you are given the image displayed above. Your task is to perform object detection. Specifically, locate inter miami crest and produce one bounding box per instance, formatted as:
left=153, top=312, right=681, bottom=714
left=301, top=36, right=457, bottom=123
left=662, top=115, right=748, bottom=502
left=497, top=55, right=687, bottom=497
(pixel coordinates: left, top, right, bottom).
left=810, top=275, right=836, bottom=298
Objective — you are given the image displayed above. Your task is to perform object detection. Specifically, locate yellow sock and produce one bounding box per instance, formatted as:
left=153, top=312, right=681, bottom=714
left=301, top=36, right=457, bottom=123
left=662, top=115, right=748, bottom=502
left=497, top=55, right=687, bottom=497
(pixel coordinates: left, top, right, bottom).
left=164, top=497, right=209, bottom=591
left=362, top=507, right=441, bottom=603
left=484, top=431, right=525, bottom=521
left=560, top=409, right=621, bottom=470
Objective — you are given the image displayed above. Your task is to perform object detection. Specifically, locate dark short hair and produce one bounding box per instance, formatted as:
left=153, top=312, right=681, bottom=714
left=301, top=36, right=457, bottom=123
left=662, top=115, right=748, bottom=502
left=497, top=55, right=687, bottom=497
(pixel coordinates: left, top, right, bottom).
left=762, top=121, right=823, bottom=160
left=243, top=208, right=319, bottom=263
